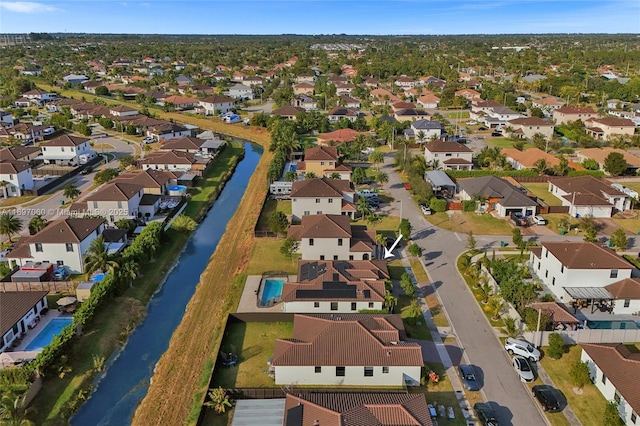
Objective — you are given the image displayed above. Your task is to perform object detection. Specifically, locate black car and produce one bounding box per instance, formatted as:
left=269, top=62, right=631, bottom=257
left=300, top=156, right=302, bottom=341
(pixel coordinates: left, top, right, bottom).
left=81, top=166, right=93, bottom=175
left=473, top=402, right=499, bottom=426
left=478, top=126, right=488, bottom=131
left=532, top=385, right=562, bottom=412
left=491, top=131, right=503, bottom=137
left=458, top=364, right=480, bottom=391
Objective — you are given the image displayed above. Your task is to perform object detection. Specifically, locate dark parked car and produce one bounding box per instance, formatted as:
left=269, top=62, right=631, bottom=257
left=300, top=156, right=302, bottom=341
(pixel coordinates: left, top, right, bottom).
left=458, top=364, right=480, bottom=391
left=510, top=212, right=529, bottom=227
left=81, top=166, right=93, bottom=175
left=478, top=126, right=488, bottom=131
left=532, top=385, right=562, bottom=412
left=473, top=402, right=499, bottom=426
left=491, top=131, right=503, bottom=137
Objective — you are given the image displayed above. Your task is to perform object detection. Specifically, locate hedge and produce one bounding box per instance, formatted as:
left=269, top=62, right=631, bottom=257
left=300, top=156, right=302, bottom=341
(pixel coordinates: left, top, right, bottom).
left=429, top=198, right=447, bottom=212
left=566, top=170, right=605, bottom=178
left=446, top=169, right=539, bottom=179
left=462, top=200, right=477, bottom=212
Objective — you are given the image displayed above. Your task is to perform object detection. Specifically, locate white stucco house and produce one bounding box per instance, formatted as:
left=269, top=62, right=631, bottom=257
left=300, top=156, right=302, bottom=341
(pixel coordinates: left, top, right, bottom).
left=6, top=218, right=106, bottom=274
left=457, top=176, right=538, bottom=217
left=290, top=178, right=357, bottom=222
left=281, top=259, right=388, bottom=313
left=40, top=135, right=92, bottom=166
left=548, top=176, right=630, bottom=218
left=424, top=140, right=473, bottom=171
left=271, top=314, right=423, bottom=386
left=82, top=182, right=144, bottom=224
left=199, top=95, right=236, bottom=115
left=580, top=343, right=639, bottom=426
left=225, top=83, right=254, bottom=100
left=287, top=214, right=377, bottom=261
left=604, top=279, right=640, bottom=315
left=410, top=119, right=443, bottom=141
left=1, top=291, right=49, bottom=354
left=528, top=241, right=633, bottom=303
left=0, top=160, right=33, bottom=197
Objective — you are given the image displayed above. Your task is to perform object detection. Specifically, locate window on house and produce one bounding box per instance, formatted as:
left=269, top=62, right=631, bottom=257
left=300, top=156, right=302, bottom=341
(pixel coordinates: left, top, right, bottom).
left=631, top=412, right=637, bottom=424
left=364, top=367, right=374, bottom=377
left=65, top=243, right=73, bottom=252
left=93, top=201, right=98, bottom=209
left=545, top=249, right=548, bottom=258
left=314, top=302, right=320, bottom=308
left=328, top=198, right=333, bottom=203
left=369, top=302, right=374, bottom=308
left=304, top=210, right=310, bottom=216
left=35, top=243, right=43, bottom=252
left=315, top=198, right=320, bottom=203
left=117, top=201, right=122, bottom=209
left=309, top=239, right=314, bottom=246
left=614, top=392, right=621, bottom=404
left=545, top=270, right=548, bottom=278
left=336, top=366, right=345, bottom=376
left=560, top=265, right=564, bottom=273
left=624, top=299, right=631, bottom=308
left=56, top=260, right=64, bottom=266
left=610, top=269, right=618, bottom=279
left=537, top=262, right=541, bottom=270
left=349, top=255, right=354, bottom=260
left=315, top=366, right=322, bottom=373
left=602, top=375, right=607, bottom=385
left=333, top=255, right=338, bottom=260
left=338, top=239, right=343, bottom=246
left=331, top=302, right=338, bottom=311
left=552, top=277, right=555, bottom=286
left=363, top=254, right=369, bottom=260
left=382, top=366, right=389, bottom=374
left=320, top=255, right=325, bottom=260
left=316, top=211, right=322, bottom=215
left=320, top=161, right=325, bottom=166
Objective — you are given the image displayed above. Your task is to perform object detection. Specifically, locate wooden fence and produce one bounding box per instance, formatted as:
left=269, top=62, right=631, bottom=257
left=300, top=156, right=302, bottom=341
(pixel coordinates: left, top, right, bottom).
left=446, top=202, right=462, bottom=211
left=0, top=281, right=76, bottom=292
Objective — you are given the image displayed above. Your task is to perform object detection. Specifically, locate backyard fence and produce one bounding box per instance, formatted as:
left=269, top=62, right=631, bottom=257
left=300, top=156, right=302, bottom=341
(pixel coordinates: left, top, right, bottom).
left=446, top=202, right=462, bottom=211
left=34, top=156, right=102, bottom=195
left=523, top=328, right=640, bottom=346
left=0, top=281, right=76, bottom=292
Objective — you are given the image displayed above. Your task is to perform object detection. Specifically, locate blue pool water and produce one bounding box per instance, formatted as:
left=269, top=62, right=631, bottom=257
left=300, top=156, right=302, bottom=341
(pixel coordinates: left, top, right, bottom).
left=92, top=273, right=106, bottom=283
left=289, top=164, right=296, bottom=172
left=587, top=320, right=640, bottom=330
left=25, top=317, right=73, bottom=351
left=261, top=279, right=285, bottom=305
left=168, top=185, right=187, bottom=191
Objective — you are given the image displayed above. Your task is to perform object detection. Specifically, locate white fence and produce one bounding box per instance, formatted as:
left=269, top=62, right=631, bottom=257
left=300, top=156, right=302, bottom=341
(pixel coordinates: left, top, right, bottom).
left=523, top=329, right=640, bottom=347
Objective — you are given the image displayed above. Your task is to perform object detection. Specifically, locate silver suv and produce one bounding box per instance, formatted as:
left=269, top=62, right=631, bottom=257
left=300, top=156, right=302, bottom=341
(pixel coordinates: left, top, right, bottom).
left=504, top=338, right=541, bottom=361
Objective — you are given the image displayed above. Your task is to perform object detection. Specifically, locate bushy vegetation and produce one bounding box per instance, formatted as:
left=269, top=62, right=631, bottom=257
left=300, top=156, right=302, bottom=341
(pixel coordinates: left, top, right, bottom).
left=547, top=332, right=566, bottom=359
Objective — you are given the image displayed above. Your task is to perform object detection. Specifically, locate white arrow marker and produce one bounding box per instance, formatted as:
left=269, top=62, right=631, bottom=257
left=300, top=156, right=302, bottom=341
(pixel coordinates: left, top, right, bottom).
left=383, top=234, right=403, bottom=259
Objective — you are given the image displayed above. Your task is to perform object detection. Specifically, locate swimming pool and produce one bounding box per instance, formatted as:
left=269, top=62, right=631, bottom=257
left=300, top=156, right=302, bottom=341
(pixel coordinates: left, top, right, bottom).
left=25, top=317, right=74, bottom=351
left=289, top=164, right=296, bottom=172
left=260, top=278, right=285, bottom=306
left=587, top=320, right=640, bottom=330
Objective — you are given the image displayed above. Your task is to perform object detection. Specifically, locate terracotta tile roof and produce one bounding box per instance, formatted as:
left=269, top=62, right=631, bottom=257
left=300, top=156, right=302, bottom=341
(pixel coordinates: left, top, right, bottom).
left=508, top=117, right=553, bottom=126
left=28, top=218, right=104, bottom=245
left=305, top=145, right=339, bottom=161
left=502, top=147, right=560, bottom=168
left=581, top=343, right=640, bottom=413
left=0, top=159, right=31, bottom=174
left=1, top=146, right=39, bottom=161
left=555, top=106, right=597, bottom=115
left=282, top=259, right=387, bottom=303
left=291, top=178, right=353, bottom=198
left=284, top=392, right=432, bottom=426
left=442, top=158, right=473, bottom=165
left=417, top=93, right=440, bottom=103
left=141, top=150, right=196, bottom=165
left=109, top=105, right=137, bottom=113
left=287, top=214, right=353, bottom=239
left=42, top=134, right=89, bottom=147
left=541, top=241, right=632, bottom=270
left=0, top=291, right=49, bottom=337
left=528, top=302, right=579, bottom=323
left=533, top=97, right=564, bottom=106
left=271, top=105, right=305, bottom=116
left=328, top=106, right=359, bottom=117
left=160, top=136, right=206, bottom=151
left=458, top=176, right=537, bottom=207
left=85, top=182, right=143, bottom=202
left=199, top=94, right=235, bottom=104
left=392, top=101, right=416, bottom=110
left=317, top=129, right=361, bottom=144
left=163, top=95, right=199, bottom=105
left=294, top=82, right=314, bottom=89
left=472, top=100, right=502, bottom=108
left=605, top=278, right=640, bottom=299
left=272, top=314, right=423, bottom=367
left=560, top=193, right=611, bottom=207
left=424, top=139, right=473, bottom=153
left=113, top=169, right=174, bottom=188
left=549, top=175, right=627, bottom=197
left=586, top=117, right=635, bottom=127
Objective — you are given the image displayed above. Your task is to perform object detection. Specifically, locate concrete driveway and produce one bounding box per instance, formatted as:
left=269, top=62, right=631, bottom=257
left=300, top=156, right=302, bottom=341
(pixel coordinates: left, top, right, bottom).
left=380, top=155, right=547, bottom=426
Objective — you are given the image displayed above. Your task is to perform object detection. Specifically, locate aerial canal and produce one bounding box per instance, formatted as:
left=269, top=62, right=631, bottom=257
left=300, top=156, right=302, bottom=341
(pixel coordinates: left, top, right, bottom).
left=71, top=141, right=263, bottom=425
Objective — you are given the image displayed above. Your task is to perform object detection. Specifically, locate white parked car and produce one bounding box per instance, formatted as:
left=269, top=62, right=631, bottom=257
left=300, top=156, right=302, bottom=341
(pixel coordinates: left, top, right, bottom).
left=421, top=204, right=432, bottom=215
left=466, top=120, right=478, bottom=125
left=142, top=136, right=156, bottom=144
left=504, top=337, right=541, bottom=361
left=513, top=356, right=535, bottom=382
left=532, top=216, right=547, bottom=225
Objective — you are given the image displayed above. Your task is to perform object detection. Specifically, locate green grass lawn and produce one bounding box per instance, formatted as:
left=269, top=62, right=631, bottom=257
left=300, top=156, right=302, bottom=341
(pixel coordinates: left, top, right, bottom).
left=485, top=138, right=533, bottom=149
left=521, top=182, right=563, bottom=206
left=540, top=345, right=609, bottom=426
left=211, top=322, right=293, bottom=388
left=412, top=362, right=467, bottom=426
left=353, top=214, right=401, bottom=234
left=408, top=258, right=450, bottom=328
left=387, top=259, right=406, bottom=280
left=426, top=211, right=513, bottom=235
left=256, top=198, right=292, bottom=230
left=397, top=295, right=432, bottom=341
left=544, top=214, right=584, bottom=237
left=456, top=254, right=504, bottom=327
left=246, top=237, right=298, bottom=275
left=613, top=217, right=640, bottom=234
left=444, top=111, right=470, bottom=119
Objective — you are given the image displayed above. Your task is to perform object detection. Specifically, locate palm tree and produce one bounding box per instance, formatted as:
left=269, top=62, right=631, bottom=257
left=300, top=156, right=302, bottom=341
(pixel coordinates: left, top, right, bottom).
left=368, top=150, right=384, bottom=170
left=384, top=291, right=398, bottom=313
left=328, top=172, right=341, bottom=179
left=0, top=391, right=32, bottom=426
left=304, top=171, right=317, bottom=179
left=406, top=299, right=423, bottom=324
left=0, top=213, right=23, bottom=242
left=459, top=254, right=473, bottom=275
left=284, top=171, right=297, bottom=182
left=356, top=197, right=372, bottom=218
left=416, top=130, right=426, bottom=143
left=501, top=316, right=520, bottom=338
left=28, top=214, right=48, bottom=235
left=63, top=183, right=80, bottom=200
left=428, top=159, right=441, bottom=170
left=119, top=258, right=140, bottom=288
left=375, top=170, right=389, bottom=187
left=477, top=277, right=492, bottom=304
left=488, top=295, right=505, bottom=320
left=375, top=233, right=387, bottom=249
left=532, top=158, right=549, bottom=176
left=204, top=387, right=233, bottom=414
left=84, top=236, right=119, bottom=276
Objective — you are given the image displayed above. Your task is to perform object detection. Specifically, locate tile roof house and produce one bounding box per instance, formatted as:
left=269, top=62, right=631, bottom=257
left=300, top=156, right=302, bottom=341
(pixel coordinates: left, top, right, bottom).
left=334, top=83, right=354, bottom=96
left=163, top=95, right=199, bottom=111
left=327, top=106, right=360, bottom=123
left=0, top=291, right=49, bottom=354
left=198, top=95, right=236, bottom=115
left=296, top=146, right=352, bottom=181
left=0, top=159, right=33, bottom=197
left=394, top=108, right=429, bottom=122
left=282, top=392, right=433, bottom=426
left=369, top=88, right=401, bottom=106
left=548, top=176, right=630, bottom=217
left=140, top=150, right=209, bottom=176
left=0, top=146, right=40, bottom=162
left=287, top=214, right=377, bottom=261
left=317, top=129, right=362, bottom=146
left=529, top=241, right=633, bottom=303
left=281, top=259, right=388, bottom=313
left=575, top=148, right=640, bottom=175
left=82, top=182, right=145, bottom=224
left=271, top=314, right=423, bottom=386
left=6, top=218, right=106, bottom=274
left=394, top=76, right=416, bottom=89
left=111, top=169, right=177, bottom=195
left=584, top=117, right=636, bottom=140
left=271, top=105, right=305, bottom=121
left=531, top=97, right=564, bottom=116
left=293, top=82, right=315, bottom=96
left=506, top=117, right=554, bottom=140
left=408, top=119, right=443, bottom=141
left=455, top=88, right=481, bottom=101
left=159, top=136, right=224, bottom=154
left=501, top=147, right=561, bottom=170
left=292, top=95, right=318, bottom=111
left=552, top=106, right=599, bottom=125
left=145, top=122, right=192, bottom=142
left=424, top=140, right=473, bottom=171
left=417, top=93, right=441, bottom=109
left=40, top=135, right=93, bottom=166
left=580, top=343, right=640, bottom=426
left=338, top=95, right=361, bottom=109
left=458, top=176, right=538, bottom=217
left=604, top=278, right=640, bottom=315
left=291, top=178, right=357, bottom=221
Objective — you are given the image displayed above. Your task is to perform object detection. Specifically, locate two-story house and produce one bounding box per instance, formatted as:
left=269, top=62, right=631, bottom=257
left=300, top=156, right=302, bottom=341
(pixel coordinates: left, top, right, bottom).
left=271, top=105, right=305, bottom=121
left=281, top=259, right=388, bottom=313
left=576, top=148, right=640, bottom=175
left=145, top=122, right=192, bottom=142
left=548, top=175, right=630, bottom=217
left=109, top=105, right=138, bottom=117
left=296, top=146, right=352, bottom=180
left=160, top=136, right=224, bottom=155
left=287, top=214, right=376, bottom=261
left=409, top=119, right=443, bottom=141
left=112, top=169, right=177, bottom=195
left=581, top=344, right=639, bottom=426
left=271, top=314, right=423, bottom=386
left=225, top=83, right=254, bottom=100
left=394, top=76, right=416, bottom=90
left=293, top=83, right=315, bottom=96
left=0, top=159, right=33, bottom=197
left=553, top=106, right=599, bottom=125
left=458, top=176, right=539, bottom=217
left=531, top=97, right=564, bottom=116
left=290, top=178, right=357, bottom=221
left=506, top=117, right=554, bottom=140
left=604, top=279, right=640, bottom=315
left=6, top=218, right=106, bottom=274
left=424, top=139, right=473, bottom=171
left=0, top=291, right=49, bottom=354
left=140, top=150, right=207, bottom=175
left=417, top=93, right=441, bottom=109
left=292, top=95, right=318, bottom=111
left=339, top=95, right=361, bottom=109
left=529, top=241, right=633, bottom=302
left=584, top=117, right=636, bottom=140
left=369, top=88, right=401, bottom=106
left=41, top=134, right=92, bottom=166
left=82, top=182, right=145, bottom=224
left=21, top=89, right=56, bottom=105
left=455, top=88, right=481, bottom=101
left=327, top=106, right=359, bottom=123
left=198, top=95, right=236, bottom=115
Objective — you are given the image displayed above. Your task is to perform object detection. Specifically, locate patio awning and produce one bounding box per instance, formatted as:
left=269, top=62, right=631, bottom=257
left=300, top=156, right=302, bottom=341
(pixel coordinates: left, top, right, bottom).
left=231, top=399, right=285, bottom=426
left=563, top=287, right=613, bottom=300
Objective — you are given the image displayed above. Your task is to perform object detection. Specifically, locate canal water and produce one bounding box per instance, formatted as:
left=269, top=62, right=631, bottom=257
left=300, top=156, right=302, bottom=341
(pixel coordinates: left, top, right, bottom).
left=71, top=142, right=263, bottom=425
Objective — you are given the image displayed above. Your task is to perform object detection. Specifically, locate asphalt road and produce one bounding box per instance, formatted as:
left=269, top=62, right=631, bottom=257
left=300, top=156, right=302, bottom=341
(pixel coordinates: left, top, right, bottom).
left=381, top=155, right=548, bottom=426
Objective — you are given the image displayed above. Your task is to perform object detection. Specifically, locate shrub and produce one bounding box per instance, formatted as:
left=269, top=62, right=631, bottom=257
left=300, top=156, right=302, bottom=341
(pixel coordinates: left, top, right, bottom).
left=569, top=360, right=591, bottom=389
left=462, top=200, right=477, bottom=212
left=547, top=332, right=565, bottom=359
left=429, top=197, right=447, bottom=212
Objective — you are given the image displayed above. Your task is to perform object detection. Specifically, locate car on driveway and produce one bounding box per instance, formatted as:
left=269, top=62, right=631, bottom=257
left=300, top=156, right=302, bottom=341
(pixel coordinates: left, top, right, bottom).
left=458, top=364, right=480, bottom=391
left=532, top=215, right=547, bottom=225
left=473, top=402, right=499, bottom=425
left=532, top=385, right=562, bottom=412
left=478, top=126, right=488, bottom=131
left=510, top=212, right=529, bottom=227
left=420, top=204, right=432, bottom=215
left=512, top=356, right=535, bottom=382
left=142, top=136, right=156, bottom=144
left=491, top=131, right=502, bottom=137
left=504, top=337, right=541, bottom=361
left=466, top=120, right=478, bottom=125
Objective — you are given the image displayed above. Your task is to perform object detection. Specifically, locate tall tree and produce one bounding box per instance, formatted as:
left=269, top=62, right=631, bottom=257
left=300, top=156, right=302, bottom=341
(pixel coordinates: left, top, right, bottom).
left=603, top=152, right=627, bottom=176
left=28, top=214, right=48, bottom=235
left=0, top=213, right=22, bottom=242
left=84, top=236, right=119, bottom=276
left=63, top=183, right=81, bottom=200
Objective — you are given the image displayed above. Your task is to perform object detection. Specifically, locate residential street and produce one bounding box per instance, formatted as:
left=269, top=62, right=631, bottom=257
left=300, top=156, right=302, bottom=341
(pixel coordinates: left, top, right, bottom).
left=380, top=155, right=548, bottom=426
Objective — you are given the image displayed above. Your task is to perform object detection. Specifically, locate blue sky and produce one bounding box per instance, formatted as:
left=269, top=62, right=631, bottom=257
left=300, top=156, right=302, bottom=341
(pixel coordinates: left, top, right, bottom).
left=1, top=1, right=639, bottom=34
